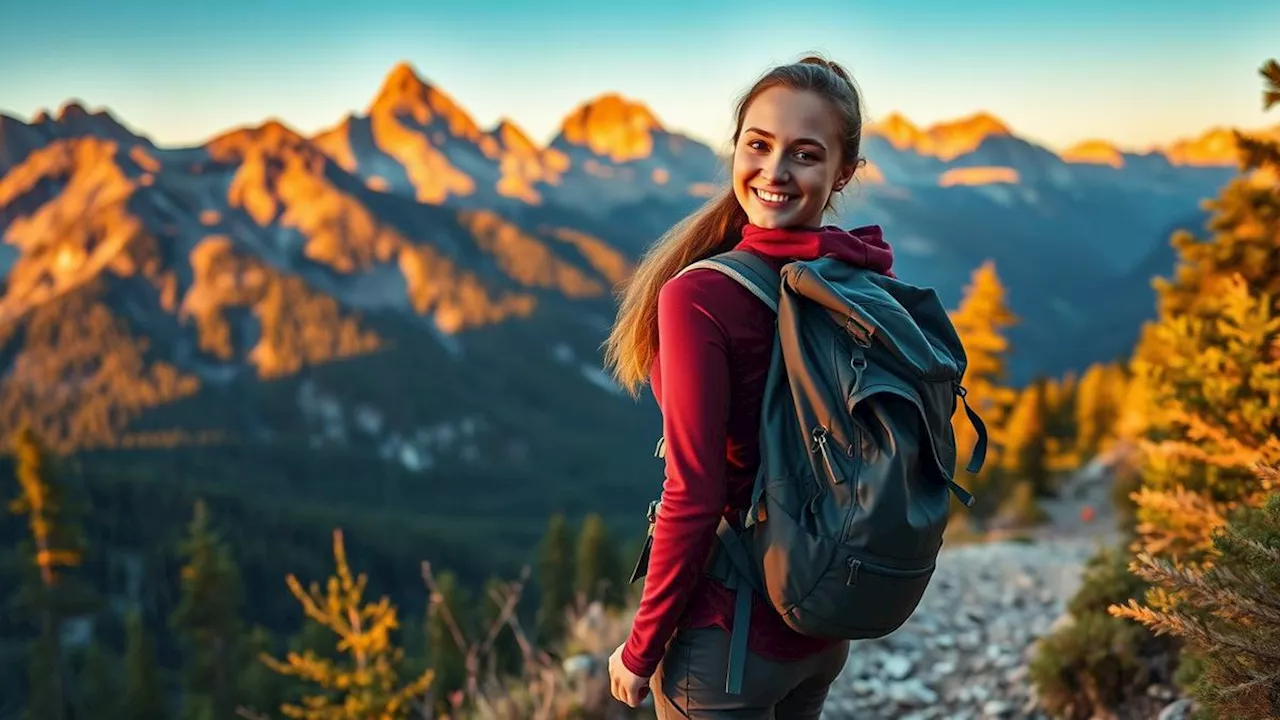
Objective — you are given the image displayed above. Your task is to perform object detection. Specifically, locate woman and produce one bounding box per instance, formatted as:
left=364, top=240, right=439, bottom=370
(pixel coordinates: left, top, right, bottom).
left=602, top=54, right=896, bottom=718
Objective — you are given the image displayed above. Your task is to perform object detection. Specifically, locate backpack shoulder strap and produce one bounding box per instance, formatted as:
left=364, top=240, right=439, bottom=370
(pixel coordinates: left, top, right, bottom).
left=677, top=250, right=781, bottom=314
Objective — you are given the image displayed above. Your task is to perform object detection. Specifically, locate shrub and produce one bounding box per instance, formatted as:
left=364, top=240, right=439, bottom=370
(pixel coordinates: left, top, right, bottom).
left=1029, top=543, right=1176, bottom=719
left=1111, top=470, right=1280, bottom=720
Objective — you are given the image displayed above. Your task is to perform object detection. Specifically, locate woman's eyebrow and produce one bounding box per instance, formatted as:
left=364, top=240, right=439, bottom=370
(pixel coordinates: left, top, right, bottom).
left=743, top=127, right=828, bottom=150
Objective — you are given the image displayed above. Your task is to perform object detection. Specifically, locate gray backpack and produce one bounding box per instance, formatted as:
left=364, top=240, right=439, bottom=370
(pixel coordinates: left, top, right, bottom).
left=630, top=250, right=988, bottom=694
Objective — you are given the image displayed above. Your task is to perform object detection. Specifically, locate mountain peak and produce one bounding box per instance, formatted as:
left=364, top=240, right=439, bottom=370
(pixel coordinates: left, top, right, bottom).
left=1061, top=139, right=1125, bottom=168
left=925, top=112, right=1012, bottom=159
left=56, top=100, right=91, bottom=122
left=207, top=118, right=312, bottom=162
left=941, top=111, right=1011, bottom=137
left=557, top=93, right=664, bottom=163
left=867, top=112, right=923, bottom=150
left=1161, top=126, right=1243, bottom=167
left=494, top=117, right=537, bottom=153
left=866, top=111, right=1012, bottom=160
left=371, top=61, right=433, bottom=113
left=367, top=61, right=484, bottom=144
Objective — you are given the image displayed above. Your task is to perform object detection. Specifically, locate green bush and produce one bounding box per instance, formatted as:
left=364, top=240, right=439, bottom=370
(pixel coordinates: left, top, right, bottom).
left=1029, top=611, right=1149, bottom=720
left=1029, top=543, right=1174, bottom=719
left=1114, top=488, right=1280, bottom=720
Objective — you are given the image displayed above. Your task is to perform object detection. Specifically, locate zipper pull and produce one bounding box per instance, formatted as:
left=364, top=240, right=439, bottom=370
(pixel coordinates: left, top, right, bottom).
left=846, top=557, right=861, bottom=587
left=812, top=426, right=843, bottom=485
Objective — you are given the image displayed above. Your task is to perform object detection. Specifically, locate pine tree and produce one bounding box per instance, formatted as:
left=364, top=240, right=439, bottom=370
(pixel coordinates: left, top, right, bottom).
left=122, top=607, right=167, bottom=720
left=535, top=513, right=573, bottom=648
left=77, top=638, right=118, bottom=719
left=1041, top=372, right=1080, bottom=469
left=948, top=261, right=1019, bottom=502
left=169, top=500, right=245, bottom=720
left=1123, top=62, right=1280, bottom=556
left=8, top=425, right=92, bottom=720
left=574, top=513, right=624, bottom=608
left=1074, top=362, right=1118, bottom=460
left=236, top=625, right=287, bottom=718
left=262, top=529, right=433, bottom=719
left=1112, top=466, right=1280, bottom=719
left=1002, top=379, right=1051, bottom=495
left=1104, top=57, right=1280, bottom=710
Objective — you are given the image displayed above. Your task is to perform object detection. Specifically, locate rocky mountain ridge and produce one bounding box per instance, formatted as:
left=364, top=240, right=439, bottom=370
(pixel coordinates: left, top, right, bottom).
left=0, top=61, right=1261, bottom=566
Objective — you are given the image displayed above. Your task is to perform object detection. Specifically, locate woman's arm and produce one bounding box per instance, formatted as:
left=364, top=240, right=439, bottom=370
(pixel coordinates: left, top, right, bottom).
left=621, top=272, right=732, bottom=677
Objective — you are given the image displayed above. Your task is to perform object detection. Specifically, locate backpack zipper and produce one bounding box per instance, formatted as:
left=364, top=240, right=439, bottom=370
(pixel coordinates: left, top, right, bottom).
left=845, top=555, right=935, bottom=587
left=845, top=557, right=861, bottom=586
left=812, top=426, right=841, bottom=486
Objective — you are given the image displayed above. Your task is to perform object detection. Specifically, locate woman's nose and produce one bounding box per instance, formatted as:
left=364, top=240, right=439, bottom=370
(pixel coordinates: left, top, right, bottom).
left=761, top=154, right=790, bottom=184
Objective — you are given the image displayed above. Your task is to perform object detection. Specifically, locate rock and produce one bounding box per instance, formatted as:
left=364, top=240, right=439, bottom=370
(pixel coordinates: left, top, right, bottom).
left=883, top=654, right=913, bottom=680
left=1158, top=699, right=1195, bottom=720
left=981, top=699, right=1013, bottom=718
left=561, top=653, right=598, bottom=678
left=818, top=535, right=1119, bottom=719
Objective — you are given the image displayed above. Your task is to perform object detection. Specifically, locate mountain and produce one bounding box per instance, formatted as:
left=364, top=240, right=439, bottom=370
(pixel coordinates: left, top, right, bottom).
left=0, top=61, right=1261, bottom=588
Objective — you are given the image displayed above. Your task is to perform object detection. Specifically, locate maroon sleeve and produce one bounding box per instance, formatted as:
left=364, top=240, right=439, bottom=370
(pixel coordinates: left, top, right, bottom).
left=621, top=271, right=731, bottom=677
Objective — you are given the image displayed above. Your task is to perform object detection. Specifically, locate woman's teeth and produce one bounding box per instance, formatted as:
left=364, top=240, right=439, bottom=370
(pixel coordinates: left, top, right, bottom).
left=754, top=188, right=794, bottom=204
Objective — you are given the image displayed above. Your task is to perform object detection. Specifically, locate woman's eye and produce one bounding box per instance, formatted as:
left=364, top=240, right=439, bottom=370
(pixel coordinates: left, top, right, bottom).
left=795, top=151, right=818, bottom=162
left=747, top=140, right=767, bottom=151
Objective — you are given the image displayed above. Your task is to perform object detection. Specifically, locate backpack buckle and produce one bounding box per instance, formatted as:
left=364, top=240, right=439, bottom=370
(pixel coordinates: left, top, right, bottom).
left=844, top=316, right=873, bottom=347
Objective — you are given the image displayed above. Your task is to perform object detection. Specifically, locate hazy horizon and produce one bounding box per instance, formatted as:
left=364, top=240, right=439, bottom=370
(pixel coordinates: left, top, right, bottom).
left=2, top=0, right=1277, bottom=154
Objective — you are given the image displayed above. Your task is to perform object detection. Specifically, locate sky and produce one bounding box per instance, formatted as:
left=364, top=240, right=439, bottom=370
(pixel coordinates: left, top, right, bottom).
left=1, top=0, right=1277, bottom=154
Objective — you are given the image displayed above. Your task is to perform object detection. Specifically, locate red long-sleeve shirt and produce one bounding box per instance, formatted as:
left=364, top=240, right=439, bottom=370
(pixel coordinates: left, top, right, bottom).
left=621, top=222, right=896, bottom=678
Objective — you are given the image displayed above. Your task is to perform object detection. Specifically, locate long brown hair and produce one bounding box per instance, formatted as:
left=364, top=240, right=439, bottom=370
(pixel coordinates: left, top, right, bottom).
left=602, top=53, right=867, bottom=397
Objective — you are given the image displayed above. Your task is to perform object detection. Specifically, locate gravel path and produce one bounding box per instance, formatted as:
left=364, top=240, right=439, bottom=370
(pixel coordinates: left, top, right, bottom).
left=820, top=468, right=1136, bottom=720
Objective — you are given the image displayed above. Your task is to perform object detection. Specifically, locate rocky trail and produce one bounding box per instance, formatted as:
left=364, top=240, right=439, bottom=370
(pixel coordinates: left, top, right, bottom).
left=818, top=466, right=1186, bottom=720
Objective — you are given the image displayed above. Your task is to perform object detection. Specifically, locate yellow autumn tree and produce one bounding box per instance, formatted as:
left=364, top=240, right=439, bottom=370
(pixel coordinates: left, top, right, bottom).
left=949, top=260, right=1019, bottom=508
left=262, top=529, right=434, bottom=719
left=1106, top=58, right=1280, bottom=718
left=1073, top=361, right=1130, bottom=460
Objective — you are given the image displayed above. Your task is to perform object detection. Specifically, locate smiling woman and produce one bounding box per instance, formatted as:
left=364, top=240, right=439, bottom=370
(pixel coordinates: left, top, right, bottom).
left=733, top=84, right=860, bottom=229
left=602, top=53, right=892, bottom=719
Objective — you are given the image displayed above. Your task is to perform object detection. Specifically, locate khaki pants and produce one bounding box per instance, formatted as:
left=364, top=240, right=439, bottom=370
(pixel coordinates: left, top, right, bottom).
left=650, top=627, right=850, bottom=719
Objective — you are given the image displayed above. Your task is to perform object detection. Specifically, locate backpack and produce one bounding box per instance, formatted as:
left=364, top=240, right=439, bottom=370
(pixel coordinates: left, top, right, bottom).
left=629, top=249, right=989, bottom=695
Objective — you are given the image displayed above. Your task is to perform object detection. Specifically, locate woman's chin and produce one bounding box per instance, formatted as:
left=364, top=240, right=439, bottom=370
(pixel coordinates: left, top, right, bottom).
left=747, top=206, right=796, bottom=229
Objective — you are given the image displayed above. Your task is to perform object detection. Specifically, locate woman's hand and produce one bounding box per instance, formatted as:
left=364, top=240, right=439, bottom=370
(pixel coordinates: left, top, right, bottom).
left=608, top=643, right=651, bottom=707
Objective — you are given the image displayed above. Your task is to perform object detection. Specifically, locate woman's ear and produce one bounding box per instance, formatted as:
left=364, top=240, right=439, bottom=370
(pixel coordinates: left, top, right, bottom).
left=834, top=162, right=858, bottom=192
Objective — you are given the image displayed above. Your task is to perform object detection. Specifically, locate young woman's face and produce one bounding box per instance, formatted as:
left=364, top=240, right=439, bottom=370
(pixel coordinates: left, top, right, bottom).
left=732, top=86, right=854, bottom=230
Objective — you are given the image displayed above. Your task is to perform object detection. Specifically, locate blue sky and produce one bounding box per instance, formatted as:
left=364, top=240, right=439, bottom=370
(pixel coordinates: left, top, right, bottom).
left=1, top=0, right=1276, bottom=153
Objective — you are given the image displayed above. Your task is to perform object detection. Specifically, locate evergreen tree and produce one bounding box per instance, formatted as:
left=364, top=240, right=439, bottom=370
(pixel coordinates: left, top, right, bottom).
left=535, top=513, right=573, bottom=648
left=1113, top=468, right=1280, bottom=719
left=262, top=529, right=433, bottom=719
left=122, top=608, right=167, bottom=720
left=77, top=639, right=118, bottom=719
left=169, top=500, right=245, bottom=720
left=1002, top=378, right=1052, bottom=497
left=948, top=261, right=1019, bottom=503
left=574, top=513, right=624, bottom=608
left=1123, top=58, right=1280, bottom=561
left=1074, top=362, right=1115, bottom=459
left=1104, top=57, right=1280, bottom=708
left=8, top=425, right=93, bottom=720
left=236, top=625, right=286, bottom=719
left=1041, top=372, right=1080, bottom=468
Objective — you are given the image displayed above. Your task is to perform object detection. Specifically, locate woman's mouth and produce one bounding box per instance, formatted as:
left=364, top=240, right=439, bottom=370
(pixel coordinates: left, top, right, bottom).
left=752, top=187, right=796, bottom=208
